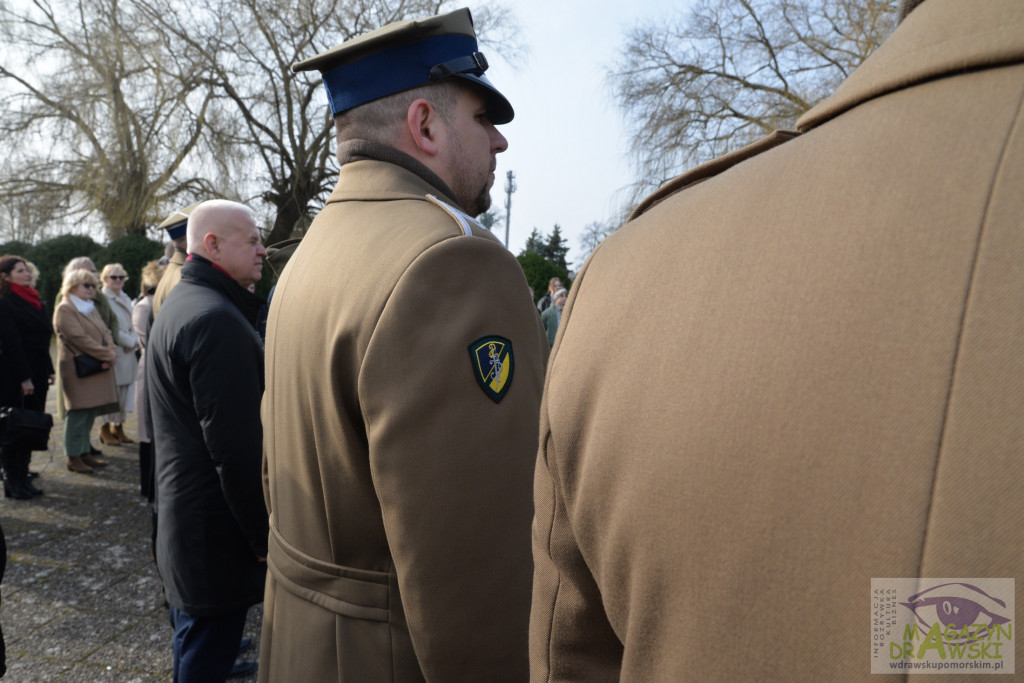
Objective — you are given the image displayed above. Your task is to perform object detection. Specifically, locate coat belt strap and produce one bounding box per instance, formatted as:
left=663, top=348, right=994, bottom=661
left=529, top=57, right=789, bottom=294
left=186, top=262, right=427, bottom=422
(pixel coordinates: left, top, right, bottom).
left=267, top=519, right=391, bottom=621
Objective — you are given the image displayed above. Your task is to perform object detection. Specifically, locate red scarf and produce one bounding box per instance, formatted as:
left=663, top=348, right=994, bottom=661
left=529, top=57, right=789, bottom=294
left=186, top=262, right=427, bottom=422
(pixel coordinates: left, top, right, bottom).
left=9, top=282, right=42, bottom=310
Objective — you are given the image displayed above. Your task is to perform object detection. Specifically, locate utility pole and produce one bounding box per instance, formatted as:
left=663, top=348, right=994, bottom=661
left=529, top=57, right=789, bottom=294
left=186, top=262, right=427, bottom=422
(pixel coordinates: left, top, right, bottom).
left=503, top=170, right=516, bottom=248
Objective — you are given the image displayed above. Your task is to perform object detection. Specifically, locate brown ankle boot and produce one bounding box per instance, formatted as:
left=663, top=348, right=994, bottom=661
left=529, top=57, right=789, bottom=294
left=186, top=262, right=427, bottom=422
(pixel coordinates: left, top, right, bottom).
left=81, top=452, right=107, bottom=468
left=99, top=423, right=119, bottom=445
left=114, top=424, right=134, bottom=444
left=67, top=456, right=94, bottom=474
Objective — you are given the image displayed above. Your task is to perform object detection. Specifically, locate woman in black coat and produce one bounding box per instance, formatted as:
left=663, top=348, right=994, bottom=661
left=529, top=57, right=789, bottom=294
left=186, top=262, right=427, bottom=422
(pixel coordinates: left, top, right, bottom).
left=0, top=255, right=55, bottom=499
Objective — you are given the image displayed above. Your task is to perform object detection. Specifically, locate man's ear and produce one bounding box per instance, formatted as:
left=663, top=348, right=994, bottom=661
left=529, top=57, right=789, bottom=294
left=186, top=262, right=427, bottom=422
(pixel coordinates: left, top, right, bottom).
left=203, top=233, right=219, bottom=260
left=406, top=98, right=441, bottom=156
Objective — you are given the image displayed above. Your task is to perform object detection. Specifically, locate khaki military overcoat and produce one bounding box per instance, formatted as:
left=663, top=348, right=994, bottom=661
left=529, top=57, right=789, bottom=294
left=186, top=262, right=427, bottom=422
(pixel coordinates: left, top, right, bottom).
left=261, top=142, right=548, bottom=681
left=151, top=249, right=185, bottom=318
left=531, top=1, right=1024, bottom=680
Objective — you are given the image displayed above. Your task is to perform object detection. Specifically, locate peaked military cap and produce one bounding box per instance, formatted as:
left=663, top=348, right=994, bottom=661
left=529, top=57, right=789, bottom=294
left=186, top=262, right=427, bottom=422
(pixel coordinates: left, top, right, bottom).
left=156, top=202, right=201, bottom=240
left=292, top=7, right=513, bottom=124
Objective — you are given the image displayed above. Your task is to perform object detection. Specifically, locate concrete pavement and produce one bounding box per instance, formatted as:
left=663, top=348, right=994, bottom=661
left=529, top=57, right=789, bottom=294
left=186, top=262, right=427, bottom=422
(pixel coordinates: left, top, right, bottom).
left=0, top=391, right=262, bottom=682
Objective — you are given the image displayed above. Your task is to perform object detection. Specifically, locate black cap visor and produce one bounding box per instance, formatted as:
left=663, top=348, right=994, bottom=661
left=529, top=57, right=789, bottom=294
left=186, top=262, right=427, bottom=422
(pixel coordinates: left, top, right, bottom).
left=454, top=71, right=514, bottom=125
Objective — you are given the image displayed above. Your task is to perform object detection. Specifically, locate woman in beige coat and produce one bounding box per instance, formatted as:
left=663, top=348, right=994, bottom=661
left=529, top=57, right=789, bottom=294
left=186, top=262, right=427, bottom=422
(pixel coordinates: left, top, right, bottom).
left=53, top=269, right=117, bottom=474
left=97, top=263, right=138, bottom=445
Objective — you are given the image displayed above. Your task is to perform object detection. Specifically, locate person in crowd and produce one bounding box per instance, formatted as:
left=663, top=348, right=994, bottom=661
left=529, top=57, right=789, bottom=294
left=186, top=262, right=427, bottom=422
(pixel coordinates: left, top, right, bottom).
left=0, top=519, right=6, bottom=677
left=536, top=276, right=563, bottom=314
left=158, top=241, right=176, bottom=266
left=53, top=257, right=118, bottom=460
left=529, top=0, right=1024, bottom=680
left=97, top=263, right=139, bottom=446
left=259, top=9, right=547, bottom=681
left=540, top=287, right=567, bottom=347
left=53, top=269, right=116, bottom=475
left=152, top=202, right=199, bottom=318
left=24, top=261, right=40, bottom=288
left=147, top=200, right=267, bottom=681
left=256, top=238, right=301, bottom=341
left=132, top=260, right=164, bottom=500
left=0, top=255, right=55, bottom=498
left=60, top=257, right=118, bottom=333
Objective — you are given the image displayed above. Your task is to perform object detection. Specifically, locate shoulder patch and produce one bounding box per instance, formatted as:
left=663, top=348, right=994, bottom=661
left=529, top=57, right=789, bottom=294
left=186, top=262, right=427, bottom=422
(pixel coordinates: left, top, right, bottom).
left=426, top=194, right=481, bottom=236
left=468, top=336, right=514, bottom=403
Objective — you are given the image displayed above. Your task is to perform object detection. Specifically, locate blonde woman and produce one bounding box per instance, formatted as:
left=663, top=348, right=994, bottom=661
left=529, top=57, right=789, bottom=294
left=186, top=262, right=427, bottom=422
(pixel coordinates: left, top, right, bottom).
left=97, top=263, right=139, bottom=445
left=53, top=269, right=117, bottom=474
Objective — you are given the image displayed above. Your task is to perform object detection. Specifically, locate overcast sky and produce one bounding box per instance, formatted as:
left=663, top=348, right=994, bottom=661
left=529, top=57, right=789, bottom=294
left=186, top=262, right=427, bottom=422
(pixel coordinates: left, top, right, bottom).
left=484, top=0, right=691, bottom=269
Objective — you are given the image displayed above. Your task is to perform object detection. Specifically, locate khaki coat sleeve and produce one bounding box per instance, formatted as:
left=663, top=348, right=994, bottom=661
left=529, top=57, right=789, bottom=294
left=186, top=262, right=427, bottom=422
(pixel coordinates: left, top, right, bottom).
left=360, top=234, right=547, bottom=680
left=529, top=254, right=623, bottom=683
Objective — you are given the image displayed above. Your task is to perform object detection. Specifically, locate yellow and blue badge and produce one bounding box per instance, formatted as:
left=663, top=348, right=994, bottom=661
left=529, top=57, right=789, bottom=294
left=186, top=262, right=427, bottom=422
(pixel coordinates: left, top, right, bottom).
left=469, top=336, right=514, bottom=403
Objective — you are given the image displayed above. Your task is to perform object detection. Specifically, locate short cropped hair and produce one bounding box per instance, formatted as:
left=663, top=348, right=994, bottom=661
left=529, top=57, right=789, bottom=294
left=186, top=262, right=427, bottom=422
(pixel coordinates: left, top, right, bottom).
left=61, top=268, right=99, bottom=299
left=334, top=81, right=462, bottom=146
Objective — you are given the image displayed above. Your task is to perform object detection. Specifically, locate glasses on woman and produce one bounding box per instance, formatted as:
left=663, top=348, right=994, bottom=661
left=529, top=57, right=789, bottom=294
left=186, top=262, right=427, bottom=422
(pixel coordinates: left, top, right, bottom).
left=82, top=283, right=96, bottom=290
left=108, top=275, right=126, bottom=280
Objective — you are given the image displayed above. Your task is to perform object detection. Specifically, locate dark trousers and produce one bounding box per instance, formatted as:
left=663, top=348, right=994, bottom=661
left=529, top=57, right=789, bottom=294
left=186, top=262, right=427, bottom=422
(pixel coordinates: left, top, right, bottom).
left=169, top=606, right=246, bottom=683
left=139, top=440, right=155, bottom=500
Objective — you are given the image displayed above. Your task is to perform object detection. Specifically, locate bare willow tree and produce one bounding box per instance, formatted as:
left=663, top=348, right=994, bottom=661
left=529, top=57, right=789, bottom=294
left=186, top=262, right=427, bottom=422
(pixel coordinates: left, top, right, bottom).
left=0, top=0, right=518, bottom=245
left=612, top=0, right=899, bottom=199
left=0, top=154, right=59, bottom=243
left=142, top=0, right=521, bottom=247
left=0, top=0, right=222, bottom=240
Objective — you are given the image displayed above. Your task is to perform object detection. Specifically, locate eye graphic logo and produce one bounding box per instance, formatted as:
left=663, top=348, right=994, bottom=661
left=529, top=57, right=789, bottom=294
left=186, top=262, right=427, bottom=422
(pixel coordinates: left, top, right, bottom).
left=900, top=582, right=1012, bottom=644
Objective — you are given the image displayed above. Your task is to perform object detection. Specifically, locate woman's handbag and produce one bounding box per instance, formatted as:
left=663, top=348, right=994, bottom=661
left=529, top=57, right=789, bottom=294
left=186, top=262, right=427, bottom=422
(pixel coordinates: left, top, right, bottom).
left=0, top=401, right=53, bottom=451
left=73, top=353, right=107, bottom=377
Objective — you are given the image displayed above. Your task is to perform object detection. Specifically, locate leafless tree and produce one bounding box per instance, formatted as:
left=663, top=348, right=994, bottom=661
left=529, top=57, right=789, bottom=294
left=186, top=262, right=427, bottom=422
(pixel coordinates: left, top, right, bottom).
left=611, top=0, right=899, bottom=200
left=0, top=0, right=519, bottom=245
left=576, top=219, right=620, bottom=265
left=142, top=0, right=522, bottom=247
left=0, top=0, right=222, bottom=240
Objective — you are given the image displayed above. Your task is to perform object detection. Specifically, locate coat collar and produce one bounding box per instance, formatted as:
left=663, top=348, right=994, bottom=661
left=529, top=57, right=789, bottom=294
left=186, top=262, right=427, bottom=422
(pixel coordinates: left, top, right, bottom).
left=102, top=286, right=132, bottom=312
left=328, top=139, right=462, bottom=209
left=180, top=255, right=264, bottom=328
left=798, top=0, right=1024, bottom=132
left=2, top=290, right=50, bottom=326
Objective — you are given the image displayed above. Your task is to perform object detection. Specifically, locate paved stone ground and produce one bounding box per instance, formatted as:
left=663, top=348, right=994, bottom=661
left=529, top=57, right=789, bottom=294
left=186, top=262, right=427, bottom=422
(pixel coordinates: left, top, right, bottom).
left=0, top=387, right=262, bottom=682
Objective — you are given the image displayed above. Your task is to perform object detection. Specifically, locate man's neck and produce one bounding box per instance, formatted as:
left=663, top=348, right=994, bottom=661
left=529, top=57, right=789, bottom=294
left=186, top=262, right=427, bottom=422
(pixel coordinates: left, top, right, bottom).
left=337, top=139, right=461, bottom=208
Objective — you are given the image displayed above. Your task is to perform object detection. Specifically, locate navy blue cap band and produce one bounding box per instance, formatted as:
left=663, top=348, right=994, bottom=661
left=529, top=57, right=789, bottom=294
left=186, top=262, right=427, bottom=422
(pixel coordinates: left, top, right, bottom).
left=165, top=221, right=187, bottom=240
left=322, top=33, right=477, bottom=116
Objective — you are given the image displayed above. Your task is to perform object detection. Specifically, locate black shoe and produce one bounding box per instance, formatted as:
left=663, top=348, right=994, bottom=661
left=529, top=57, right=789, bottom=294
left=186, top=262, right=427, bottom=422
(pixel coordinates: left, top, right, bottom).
left=27, top=470, right=39, bottom=479
left=228, top=658, right=256, bottom=678
left=89, top=445, right=102, bottom=456
left=3, top=480, right=34, bottom=500
left=24, top=479, right=43, bottom=496
left=239, top=636, right=252, bottom=652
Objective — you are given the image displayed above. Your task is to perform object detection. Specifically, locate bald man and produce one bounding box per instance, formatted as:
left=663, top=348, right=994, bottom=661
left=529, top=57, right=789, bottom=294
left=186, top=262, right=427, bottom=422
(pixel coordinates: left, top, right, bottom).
left=147, top=200, right=269, bottom=681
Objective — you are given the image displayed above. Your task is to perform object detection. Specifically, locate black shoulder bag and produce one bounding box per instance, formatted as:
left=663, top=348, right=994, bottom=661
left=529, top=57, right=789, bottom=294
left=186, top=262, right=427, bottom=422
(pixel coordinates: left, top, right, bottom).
left=0, top=397, right=53, bottom=451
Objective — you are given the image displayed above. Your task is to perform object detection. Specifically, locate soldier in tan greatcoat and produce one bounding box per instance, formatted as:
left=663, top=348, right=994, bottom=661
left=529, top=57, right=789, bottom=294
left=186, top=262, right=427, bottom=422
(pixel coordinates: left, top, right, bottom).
left=260, top=8, right=548, bottom=681
left=531, top=0, right=1024, bottom=680
left=151, top=203, right=199, bottom=318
